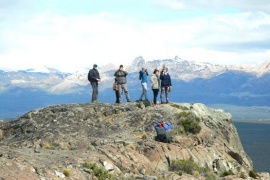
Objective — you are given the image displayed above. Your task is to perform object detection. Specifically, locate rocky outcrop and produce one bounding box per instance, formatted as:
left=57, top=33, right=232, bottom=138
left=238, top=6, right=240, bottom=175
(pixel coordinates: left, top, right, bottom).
left=0, top=102, right=269, bottom=179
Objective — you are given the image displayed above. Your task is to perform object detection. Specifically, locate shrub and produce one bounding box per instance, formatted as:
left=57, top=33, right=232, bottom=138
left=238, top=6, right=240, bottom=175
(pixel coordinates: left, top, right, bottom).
left=141, top=132, right=147, bottom=140
left=63, top=168, right=70, bottom=177
left=170, top=160, right=218, bottom=179
left=177, top=111, right=201, bottom=134
left=205, top=171, right=218, bottom=180
left=221, top=170, right=234, bottom=177
left=43, top=142, right=51, bottom=149
left=240, top=172, right=247, bottom=179
left=249, top=169, right=258, bottom=178
left=82, top=162, right=115, bottom=180
left=170, top=160, right=201, bottom=175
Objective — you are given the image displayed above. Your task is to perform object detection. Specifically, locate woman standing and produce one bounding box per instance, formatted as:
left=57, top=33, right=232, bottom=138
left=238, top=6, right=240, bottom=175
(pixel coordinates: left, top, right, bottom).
left=151, top=69, right=160, bottom=107
left=160, top=68, right=172, bottom=104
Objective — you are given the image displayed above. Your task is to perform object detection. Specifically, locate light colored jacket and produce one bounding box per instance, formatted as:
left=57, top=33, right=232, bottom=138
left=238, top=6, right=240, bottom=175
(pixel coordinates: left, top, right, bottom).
left=150, top=74, right=160, bottom=89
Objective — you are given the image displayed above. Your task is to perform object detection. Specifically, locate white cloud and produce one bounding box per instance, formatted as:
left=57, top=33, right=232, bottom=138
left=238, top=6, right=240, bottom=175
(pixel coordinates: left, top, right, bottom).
left=153, top=0, right=270, bottom=12
left=0, top=1, right=270, bottom=72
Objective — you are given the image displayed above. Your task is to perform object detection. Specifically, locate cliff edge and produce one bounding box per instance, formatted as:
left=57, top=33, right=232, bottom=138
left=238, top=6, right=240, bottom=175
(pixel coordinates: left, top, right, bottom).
left=0, top=102, right=269, bottom=179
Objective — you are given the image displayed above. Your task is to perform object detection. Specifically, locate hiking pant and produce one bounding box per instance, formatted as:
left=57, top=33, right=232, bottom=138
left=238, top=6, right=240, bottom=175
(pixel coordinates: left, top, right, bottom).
left=115, top=90, right=120, bottom=103
left=90, top=82, right=98, bottom=102
left=118, top=83, right=130, bottom=103
left=152, top=89, right=159, bottom=104
left=160, top=86, right=169, bottom=103
left=140, top=82, right=148, bottom=100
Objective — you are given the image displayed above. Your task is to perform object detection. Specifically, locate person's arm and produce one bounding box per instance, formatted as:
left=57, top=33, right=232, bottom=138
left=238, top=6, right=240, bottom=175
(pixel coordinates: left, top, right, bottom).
left=150, top=75, right=154, bottom=83
left=169, top=74, right=172, bottom=86
left=139, top=71, right=142, bottom=80
left=123, top=71, right=128, bottom=75
left=160, top=73, right=164, bottom=80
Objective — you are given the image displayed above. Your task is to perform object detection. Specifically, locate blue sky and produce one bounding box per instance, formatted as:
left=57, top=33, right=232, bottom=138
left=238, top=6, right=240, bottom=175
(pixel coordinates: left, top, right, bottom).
left=1, top=0, right=270, bottom=72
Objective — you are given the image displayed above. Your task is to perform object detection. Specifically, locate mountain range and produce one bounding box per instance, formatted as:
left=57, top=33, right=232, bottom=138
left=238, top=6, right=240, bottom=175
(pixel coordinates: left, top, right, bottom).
left=1, top=56, right=270, bottom=119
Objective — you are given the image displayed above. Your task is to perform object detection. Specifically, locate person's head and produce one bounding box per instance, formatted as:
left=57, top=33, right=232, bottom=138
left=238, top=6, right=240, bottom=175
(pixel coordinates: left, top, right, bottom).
left=153, top=69, right=159, bottom=75
left=162, top=68, right=167, bottom=73
left=93, top=64, right=98, bottom=69
left=119, top=65, right=123, bottom=70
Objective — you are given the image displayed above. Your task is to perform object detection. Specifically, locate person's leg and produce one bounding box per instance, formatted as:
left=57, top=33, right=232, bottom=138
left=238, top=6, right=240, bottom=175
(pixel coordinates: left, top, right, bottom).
left=139, top=83, right=144, bottom=100
left=152, top=89, right=156, bottom=104
left=165, top=86, right=169, bottom=103
left=160, top=86, right=165, bottom=103
left=118, top=84, right=122, bottom=103
left=91, top=82, right=98, bottom=102
left=115, top=90, right=120, bottom=103
left=142, top=82, right=148, bottom=100
left=153, top=89, right=158, bottom=104
left=122, top=84, right=130, bottom=102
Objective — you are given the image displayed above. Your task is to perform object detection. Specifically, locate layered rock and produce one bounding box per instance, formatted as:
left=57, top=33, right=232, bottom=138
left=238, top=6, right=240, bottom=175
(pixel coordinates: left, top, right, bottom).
left=0, top=102, right=269, bottom=179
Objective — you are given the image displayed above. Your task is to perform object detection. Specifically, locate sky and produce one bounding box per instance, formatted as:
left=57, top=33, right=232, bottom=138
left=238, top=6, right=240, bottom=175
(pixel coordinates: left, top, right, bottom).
left=0, top=0, right=270, bottom=72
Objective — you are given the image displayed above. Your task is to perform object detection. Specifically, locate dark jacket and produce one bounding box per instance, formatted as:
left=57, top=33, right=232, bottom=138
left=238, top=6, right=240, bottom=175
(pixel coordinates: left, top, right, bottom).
left=160, top=73, right=172, bottom=87
left=114, top=70, right=128, bottom=84
left=88, top=68, right=100, bottom=83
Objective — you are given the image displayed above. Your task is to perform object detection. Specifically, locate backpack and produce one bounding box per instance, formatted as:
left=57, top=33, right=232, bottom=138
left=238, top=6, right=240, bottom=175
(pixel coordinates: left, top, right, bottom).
left=154, top=121, right=172, bottom=143
left=87, top=70, right=91, bottom=81
left=113, top=82, right=118, bottom=91
left=155, top=127, right=171, bottom=143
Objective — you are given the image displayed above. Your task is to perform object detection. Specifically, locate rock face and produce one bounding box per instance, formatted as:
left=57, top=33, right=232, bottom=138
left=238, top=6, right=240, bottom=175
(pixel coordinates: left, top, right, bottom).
left=0, top=102, right=269, bottom=179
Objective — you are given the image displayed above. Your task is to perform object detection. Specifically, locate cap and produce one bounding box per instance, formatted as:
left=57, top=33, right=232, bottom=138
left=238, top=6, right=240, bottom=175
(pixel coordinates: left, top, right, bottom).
left=120, top=65, right=123, bottom=68
left=93, top=64, right=98, bottom=67
left=157, top=119, right=163, bottom=123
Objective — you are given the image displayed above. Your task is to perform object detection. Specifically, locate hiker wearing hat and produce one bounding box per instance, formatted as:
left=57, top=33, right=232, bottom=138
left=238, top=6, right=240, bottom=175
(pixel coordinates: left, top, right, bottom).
left=88, top=64, right=101, bottom=103
left=114, top=65, right=131, bottom=103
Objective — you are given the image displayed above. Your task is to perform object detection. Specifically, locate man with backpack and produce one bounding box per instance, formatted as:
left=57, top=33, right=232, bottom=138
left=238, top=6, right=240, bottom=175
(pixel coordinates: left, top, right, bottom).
left=88, top=64, right=101, bottom=103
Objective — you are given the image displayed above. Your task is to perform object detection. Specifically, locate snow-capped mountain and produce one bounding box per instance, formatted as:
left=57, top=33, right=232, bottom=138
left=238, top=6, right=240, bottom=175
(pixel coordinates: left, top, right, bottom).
left=1, top=57, right=270, bottom=119
left=127, top=56, right=270, bottom=81
left=1, top=57, right=270, bottom=94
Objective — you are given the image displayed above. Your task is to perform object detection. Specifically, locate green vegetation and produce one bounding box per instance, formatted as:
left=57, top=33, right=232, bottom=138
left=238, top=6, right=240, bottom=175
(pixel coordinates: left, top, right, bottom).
left=63, top=168, right=71, bottom=177
left=221, top=170, right=234, bottom=177
left=176, top=111, right=201, bottom=134
left=170, top=159, right=216, bottom=178
left=82, top=162, right=115, bottom=180
left=43, top=142, right=52, bottom=149
left=240, top=172, right=247, bottom=179
left=249, top=169, right=258, bottom=178
left=205, top=171, right=218, bottom=180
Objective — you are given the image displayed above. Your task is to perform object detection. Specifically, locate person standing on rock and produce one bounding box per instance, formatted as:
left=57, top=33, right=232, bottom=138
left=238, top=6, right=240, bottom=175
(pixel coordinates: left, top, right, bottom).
left=88, top=64, right=101, bottom=103
left=151, top=69, right=160, bottom=107
left=160, top=67, right=172, bottom=104
left=114, top=65, right=131, bottom=103
left=138, top=67, right=148, bottom=101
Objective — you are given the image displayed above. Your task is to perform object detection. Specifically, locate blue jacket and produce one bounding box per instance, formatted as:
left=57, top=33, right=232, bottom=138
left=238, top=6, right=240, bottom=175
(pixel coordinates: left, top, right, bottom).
left=154, top=122, right=172, bottom=131
left=139, top=70, right=148, bottom=83
left=160, top=73, right=172, bottom=87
